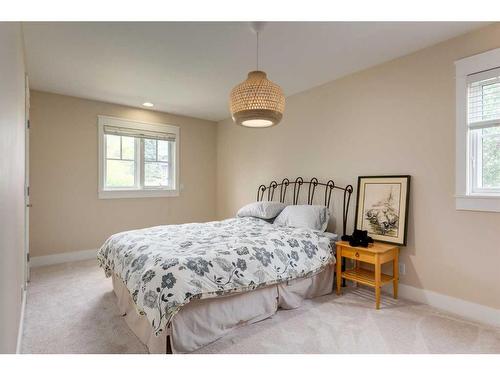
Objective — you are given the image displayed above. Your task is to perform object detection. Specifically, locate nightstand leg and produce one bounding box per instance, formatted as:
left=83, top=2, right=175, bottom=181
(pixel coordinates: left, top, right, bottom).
left=341, top=257, right=346, bottom=287
left=375, top=258, right=381, bottom=309
left=393, top=250, right=399, bottom=299
left=354, top=260, right=360, bottom=288
left=336, top=253, right=342, bottom=295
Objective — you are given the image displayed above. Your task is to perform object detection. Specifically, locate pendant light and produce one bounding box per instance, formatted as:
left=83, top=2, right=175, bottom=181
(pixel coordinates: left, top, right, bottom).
left=229, top=22, right=285, bottom=128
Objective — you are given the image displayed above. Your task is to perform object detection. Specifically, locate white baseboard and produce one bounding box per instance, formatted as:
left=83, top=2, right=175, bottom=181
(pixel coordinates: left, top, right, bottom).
left=395, top=283, right=500, bottom=328
left=16, top=288, right=26, bottom=354
left=31, top=248, right=97, bottom=267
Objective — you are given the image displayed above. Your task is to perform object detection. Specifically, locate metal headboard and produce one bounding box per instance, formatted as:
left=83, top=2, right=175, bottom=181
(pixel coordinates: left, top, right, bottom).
left=257, top=177, right=353, bottom=236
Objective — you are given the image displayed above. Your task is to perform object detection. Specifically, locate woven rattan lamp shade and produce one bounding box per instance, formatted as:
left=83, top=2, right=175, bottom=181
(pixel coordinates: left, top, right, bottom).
left=229, top=71, right=285, bottom=127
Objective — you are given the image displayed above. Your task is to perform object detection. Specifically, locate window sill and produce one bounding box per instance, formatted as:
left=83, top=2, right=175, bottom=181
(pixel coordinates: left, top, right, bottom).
left=455, top=195, right=500, bottom=212
left=98, top=189, right=179, bottom=199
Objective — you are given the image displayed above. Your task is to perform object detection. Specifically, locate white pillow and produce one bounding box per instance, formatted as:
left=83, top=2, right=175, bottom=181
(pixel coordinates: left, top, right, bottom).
left=322, top=232, right=338, bottom=242
left=273, top=205, right=330, bottom=232
left=236, top=202, right=287, bottom=220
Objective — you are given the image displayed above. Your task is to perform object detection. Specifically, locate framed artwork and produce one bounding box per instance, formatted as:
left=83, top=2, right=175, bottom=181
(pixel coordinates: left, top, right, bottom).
left=354, top=175, right=411, bottom=246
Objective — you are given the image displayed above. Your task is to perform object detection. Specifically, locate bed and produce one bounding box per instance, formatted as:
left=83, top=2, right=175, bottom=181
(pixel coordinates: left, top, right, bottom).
left=97, top=177, right=353, bottom=353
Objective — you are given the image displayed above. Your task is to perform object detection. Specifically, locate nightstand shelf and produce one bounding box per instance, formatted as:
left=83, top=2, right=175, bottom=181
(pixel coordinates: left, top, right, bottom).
left=342, top=268, right=393, bottom=287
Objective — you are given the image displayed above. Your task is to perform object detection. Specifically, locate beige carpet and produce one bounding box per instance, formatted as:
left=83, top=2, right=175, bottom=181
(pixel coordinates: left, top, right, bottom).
left=21, top=259, right=500, bottom=354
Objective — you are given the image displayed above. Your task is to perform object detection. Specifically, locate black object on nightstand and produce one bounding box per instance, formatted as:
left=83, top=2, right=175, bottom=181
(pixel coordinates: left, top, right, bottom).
left=341, top=229, right=374, bottom=248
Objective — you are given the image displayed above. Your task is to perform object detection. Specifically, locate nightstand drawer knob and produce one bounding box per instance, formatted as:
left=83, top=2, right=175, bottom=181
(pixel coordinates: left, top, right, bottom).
left=355, top=252, right=360, bottom=258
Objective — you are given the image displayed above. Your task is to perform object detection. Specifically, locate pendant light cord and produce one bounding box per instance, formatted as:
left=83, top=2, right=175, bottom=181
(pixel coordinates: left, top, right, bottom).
left=256, top=31, right=259, bottom=71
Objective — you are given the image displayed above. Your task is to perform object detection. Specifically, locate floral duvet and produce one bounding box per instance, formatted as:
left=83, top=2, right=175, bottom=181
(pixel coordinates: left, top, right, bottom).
left=97, top=217, right=334, bottom=336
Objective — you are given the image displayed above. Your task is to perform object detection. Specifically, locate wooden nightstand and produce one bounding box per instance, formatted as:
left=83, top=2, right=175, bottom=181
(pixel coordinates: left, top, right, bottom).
left=335, top=241, right=399, bottom=309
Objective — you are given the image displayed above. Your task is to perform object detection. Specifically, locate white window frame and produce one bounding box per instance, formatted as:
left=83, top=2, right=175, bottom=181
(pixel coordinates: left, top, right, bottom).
left=98, top=116, right=180, bottom=199
left=455, top=48, right=500, bottom=212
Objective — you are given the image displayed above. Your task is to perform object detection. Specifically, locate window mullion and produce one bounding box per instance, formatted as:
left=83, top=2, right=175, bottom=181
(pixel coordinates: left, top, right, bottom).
left=103, top=133, right=107, bottom=190
left=137, top=138, right=143, bottom=189
left=477, top=132, right=484, bottom=189
left=169, top=141, right=174, bottom=189
left=470, top=130, right=478, bottom=193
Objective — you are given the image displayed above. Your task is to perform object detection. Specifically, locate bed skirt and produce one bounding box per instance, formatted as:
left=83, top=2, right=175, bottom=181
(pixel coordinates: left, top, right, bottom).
left=112, top=265, right=334, bottom=353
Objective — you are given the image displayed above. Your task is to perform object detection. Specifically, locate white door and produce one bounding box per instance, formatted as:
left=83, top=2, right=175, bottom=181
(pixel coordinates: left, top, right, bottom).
left=24, top=75, right=30, bottom=286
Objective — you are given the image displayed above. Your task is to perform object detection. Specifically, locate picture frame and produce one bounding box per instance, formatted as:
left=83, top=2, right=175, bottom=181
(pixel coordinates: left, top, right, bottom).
left=354, top=175, right=411, bottom=246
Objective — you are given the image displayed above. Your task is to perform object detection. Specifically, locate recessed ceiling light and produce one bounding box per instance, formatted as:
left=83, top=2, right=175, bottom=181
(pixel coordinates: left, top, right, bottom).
left=142, top=102, right=154, bottom=107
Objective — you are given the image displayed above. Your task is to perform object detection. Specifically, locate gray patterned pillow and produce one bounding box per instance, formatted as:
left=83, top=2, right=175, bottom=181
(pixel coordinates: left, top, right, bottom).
left=236, top=202, right=287, bottom=220
left=273, top=205, right=330, bottom=232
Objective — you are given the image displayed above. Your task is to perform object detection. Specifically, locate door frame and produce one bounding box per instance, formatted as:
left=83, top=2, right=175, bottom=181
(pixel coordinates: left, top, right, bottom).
left=24, top=74, right=30, bottom=286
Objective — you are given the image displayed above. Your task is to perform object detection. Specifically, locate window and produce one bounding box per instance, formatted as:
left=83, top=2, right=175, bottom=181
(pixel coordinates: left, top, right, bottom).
left=468, top=73, right=500, bottom=193
left=98, top=116, right=179, bottom=199
left=455, top=48, right=500, bottom=212
left=104, top=134, right=137, bottom=188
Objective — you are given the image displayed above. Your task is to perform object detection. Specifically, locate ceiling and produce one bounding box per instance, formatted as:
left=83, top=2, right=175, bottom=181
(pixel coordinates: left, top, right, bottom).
left=23, top=22, right=486, bottom=122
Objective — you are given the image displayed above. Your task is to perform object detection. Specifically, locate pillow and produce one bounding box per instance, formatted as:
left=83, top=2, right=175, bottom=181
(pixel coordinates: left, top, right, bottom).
left=322, top=232, right=338, bottom=242
left=236, top=201, right=287, bottom=220
left=273, top=205, right=330, bottom=232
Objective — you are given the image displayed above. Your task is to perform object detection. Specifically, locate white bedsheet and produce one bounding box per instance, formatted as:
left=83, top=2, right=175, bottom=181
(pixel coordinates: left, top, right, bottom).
left=112, top=266, right=334, bottom=353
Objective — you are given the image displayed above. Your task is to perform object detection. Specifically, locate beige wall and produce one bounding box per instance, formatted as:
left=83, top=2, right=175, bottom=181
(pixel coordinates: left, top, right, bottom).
left=0, top=23, right=26, bottom=353
left=30, top=91, right=217, bottom=257
left=216, top=24, right=500, bottom=310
